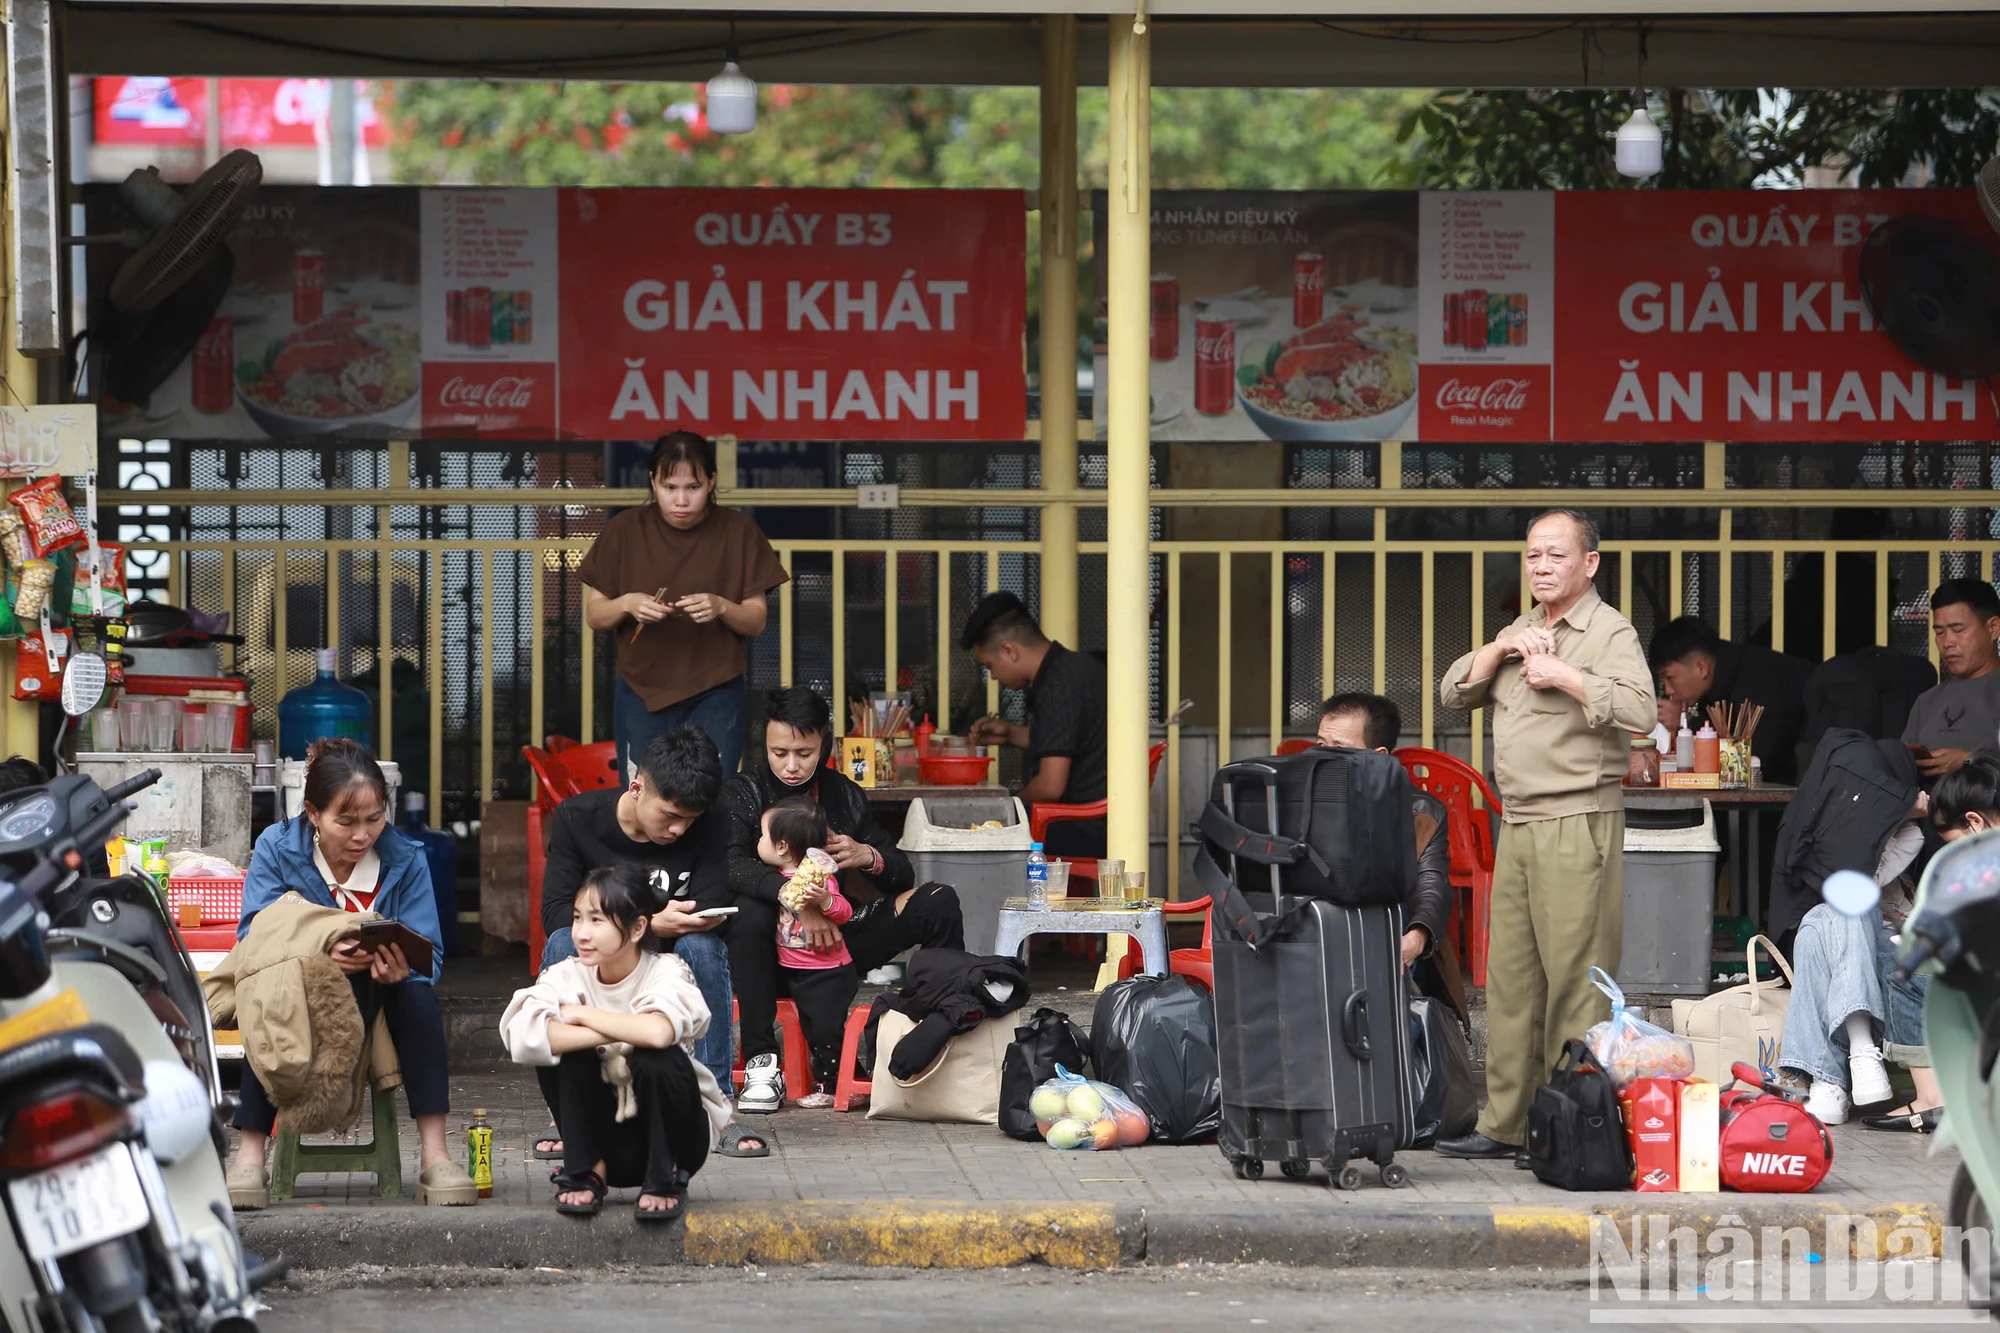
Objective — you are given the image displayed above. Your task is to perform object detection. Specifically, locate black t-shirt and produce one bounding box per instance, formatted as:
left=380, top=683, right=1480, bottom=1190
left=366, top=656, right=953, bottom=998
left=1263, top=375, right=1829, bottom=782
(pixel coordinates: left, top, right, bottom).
left=540, top=788, right=732, bottom=941
left=1027, top=641, right=1108, bottom=805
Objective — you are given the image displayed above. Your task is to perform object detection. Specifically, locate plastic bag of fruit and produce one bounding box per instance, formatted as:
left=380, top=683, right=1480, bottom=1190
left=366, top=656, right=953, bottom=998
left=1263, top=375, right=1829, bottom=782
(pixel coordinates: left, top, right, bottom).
left=1029, top=1064, right=1151, bottom=1150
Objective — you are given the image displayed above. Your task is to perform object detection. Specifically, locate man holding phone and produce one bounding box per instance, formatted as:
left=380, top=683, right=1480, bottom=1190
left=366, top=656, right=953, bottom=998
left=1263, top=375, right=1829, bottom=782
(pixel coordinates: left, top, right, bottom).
left=539, top=728, right=737, bottom=1096
left=1904, top=578, right=2000, bottom=784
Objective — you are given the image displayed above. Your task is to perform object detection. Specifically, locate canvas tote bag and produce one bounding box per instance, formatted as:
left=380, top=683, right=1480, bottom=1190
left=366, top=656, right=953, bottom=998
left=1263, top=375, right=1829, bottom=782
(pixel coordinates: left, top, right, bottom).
left=866, top=1009, right=1012, bottom=1124
left=1671, top=935, right=1794, bottom=1085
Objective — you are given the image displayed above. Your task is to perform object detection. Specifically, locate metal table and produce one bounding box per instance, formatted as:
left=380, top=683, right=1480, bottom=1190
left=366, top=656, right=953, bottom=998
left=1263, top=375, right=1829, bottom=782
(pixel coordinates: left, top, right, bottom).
left=993, top=896, right=1170, bottom=977
left=1624, top=784, right=1798, bottom=930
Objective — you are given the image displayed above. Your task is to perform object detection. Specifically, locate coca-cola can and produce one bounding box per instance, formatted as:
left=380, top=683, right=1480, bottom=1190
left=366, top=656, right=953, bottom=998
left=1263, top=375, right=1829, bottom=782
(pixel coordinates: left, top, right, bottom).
left=292, top=248, right=325, bottom=326
left=1150, top=274, right=1180, bottom=361
left=1461, top=288, right=1488, bottom=348
left=1508, top=292, right=1529, bottom=347
left=1441, top=291, right=1460, bottom=348
left=445, top=289, right=465, bottom=345
left=511, top=291, right=533, bottom=343
left=1193, top=316, right=1236, bottom=416
left=192, top=317, right=233, bottom=414
left=491, top=290, right=514, bottom=345
left=467, top=287, right=492, bottom=349
left=1293, top=251, right=1325, bottom=331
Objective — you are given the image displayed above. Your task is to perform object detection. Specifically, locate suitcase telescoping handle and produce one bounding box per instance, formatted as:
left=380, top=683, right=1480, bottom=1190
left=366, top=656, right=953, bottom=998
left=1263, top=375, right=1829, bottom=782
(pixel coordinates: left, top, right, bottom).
left=1341, top=989, right=1373, bottom=1061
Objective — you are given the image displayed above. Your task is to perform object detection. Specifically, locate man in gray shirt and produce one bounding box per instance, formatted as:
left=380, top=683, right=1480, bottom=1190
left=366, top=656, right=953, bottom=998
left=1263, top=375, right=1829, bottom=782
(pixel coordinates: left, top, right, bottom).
left=1903, top=577, right=2000, bottom=785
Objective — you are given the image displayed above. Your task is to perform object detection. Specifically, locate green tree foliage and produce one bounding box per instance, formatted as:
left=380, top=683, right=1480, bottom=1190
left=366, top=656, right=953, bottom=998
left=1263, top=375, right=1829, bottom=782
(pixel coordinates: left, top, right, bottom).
left=1400, top=88, right=2000, bottom=191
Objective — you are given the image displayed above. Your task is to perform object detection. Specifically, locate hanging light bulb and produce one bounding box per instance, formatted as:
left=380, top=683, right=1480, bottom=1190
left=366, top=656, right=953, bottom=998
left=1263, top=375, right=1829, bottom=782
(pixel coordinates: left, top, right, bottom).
left=1615, top=105, right=1662, bottom=179
left=707, top=20, right=757, bottom=135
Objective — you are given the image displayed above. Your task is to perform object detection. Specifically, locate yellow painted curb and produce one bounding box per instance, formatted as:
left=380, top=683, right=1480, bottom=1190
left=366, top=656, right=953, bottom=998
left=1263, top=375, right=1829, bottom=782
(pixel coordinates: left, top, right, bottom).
left=683, top=1201, right=1121, bottom=1270
left=1492, top=1206, right=1594, bottom=1267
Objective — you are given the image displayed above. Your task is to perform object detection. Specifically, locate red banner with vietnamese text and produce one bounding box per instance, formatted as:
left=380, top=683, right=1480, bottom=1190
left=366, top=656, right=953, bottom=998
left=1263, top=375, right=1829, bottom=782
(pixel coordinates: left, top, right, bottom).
left=557, top=189, right=1026, bottom=441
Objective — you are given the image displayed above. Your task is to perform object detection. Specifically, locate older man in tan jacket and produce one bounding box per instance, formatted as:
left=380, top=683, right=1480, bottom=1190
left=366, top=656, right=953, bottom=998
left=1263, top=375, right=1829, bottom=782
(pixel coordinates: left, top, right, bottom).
left=1434, top=509, right=1654, bottom=1162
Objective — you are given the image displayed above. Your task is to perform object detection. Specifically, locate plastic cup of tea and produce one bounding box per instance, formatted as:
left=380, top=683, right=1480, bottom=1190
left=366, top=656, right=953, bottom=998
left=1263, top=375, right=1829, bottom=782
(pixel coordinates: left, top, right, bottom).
left=1044, top=861, right=1071, bottom=901
left=180, top=709, right=207, bottom=753
left=1124, top=871, right=1148, bottom=903
left=148, top=698, right=179, bottom=752
left=206, top=702, right=238, bottom=751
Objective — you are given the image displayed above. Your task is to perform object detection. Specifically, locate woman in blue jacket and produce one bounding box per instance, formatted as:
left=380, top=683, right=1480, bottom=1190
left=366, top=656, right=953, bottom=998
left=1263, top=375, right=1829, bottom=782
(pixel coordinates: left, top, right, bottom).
left=225, top=738, right=475, bottom=1209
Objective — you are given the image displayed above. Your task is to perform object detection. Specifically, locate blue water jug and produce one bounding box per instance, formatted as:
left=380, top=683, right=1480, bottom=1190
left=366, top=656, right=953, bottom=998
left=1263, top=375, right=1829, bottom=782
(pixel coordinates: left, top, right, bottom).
left=401, top=793, right=460, bottom=956
left=277, top=648, right=374, bottom=760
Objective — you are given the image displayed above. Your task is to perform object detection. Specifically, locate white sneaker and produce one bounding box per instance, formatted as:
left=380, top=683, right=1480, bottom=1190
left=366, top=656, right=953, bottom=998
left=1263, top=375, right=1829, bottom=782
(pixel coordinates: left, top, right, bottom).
left=1849, top=1052, right=1893, bottom=1107
left=1803, top=1080, right=1851, bottom=1126
left=738, top=1054, right=785, bottom=1113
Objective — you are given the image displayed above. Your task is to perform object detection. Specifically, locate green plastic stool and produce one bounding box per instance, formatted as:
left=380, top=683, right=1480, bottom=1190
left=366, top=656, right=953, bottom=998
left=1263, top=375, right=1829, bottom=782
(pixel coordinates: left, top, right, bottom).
left=270, top=1086, right=404, bottom=1200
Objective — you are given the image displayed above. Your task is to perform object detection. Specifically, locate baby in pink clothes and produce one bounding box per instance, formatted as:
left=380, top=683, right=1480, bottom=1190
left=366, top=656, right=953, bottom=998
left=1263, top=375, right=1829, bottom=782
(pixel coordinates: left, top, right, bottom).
left=757, top=796, right=859, bottom=1106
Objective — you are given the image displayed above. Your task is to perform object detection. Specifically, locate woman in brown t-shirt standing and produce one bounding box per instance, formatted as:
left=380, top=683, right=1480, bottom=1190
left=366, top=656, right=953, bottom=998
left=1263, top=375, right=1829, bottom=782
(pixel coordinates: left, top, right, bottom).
left=580, top=432, right=788, bottom=779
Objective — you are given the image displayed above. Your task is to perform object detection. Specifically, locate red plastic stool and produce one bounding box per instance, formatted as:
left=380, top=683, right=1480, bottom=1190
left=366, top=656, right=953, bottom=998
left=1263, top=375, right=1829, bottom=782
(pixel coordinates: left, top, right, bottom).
left=833, top=1006, right=873, bottom=1112
left=731, top=998, right=812, bottom=1103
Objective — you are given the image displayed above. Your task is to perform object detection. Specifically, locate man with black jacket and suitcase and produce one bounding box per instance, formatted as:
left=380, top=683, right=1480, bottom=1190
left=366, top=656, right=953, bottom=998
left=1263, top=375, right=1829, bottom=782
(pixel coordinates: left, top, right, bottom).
left=718, top=687, right=965, bottom=1113
left=1436, top=509, right=1654, bottom=1162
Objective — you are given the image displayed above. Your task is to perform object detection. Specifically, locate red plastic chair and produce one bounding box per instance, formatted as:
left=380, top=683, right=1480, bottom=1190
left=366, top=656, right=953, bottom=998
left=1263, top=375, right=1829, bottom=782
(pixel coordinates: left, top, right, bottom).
left=1114, top=894, right=1214, bottom=990
left=1393, top=746, right=1502, bottom=987
left=523, top=744, right=620, bottom=974
left=1029, top=742, right=1169, bottom=886
left=833, top=1006, right=873, bottom=1111
left=731, top=998, right=813, bottom=1103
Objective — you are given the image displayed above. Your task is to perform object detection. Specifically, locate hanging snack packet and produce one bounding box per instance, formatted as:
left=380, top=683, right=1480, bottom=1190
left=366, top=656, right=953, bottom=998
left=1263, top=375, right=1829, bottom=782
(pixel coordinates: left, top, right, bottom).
left=9, top=477, right=83, bottom=558
left=0, top=510, right=31, bottom=567
left=71, top=542, right=127, bottom=616
left=13, top=560, right=55, bottom=622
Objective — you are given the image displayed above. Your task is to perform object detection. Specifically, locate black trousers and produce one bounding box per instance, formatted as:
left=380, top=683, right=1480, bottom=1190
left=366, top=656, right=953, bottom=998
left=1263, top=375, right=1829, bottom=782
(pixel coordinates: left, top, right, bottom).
left=234, top=973, right=449, bottom=1134
left=730, top=883, right=963, bottom=1062
left=783, top=964, right=860, bottom=1088
left=534, top=1046, right=711, bottom=1191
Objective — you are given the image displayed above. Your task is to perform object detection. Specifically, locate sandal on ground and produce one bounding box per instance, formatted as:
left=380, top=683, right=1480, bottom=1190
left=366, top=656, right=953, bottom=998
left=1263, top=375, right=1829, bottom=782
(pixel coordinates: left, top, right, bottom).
left=553, top=1169, right=606, bottom=1217
left=226, top=1160, right=268, bottom=1212
left=635, top=1170, right=688, bottom=1225
left=417, top=1159, right=480, bottom=1206
left=716, top=1122, right=772, bottom=1158
left=533, top=1124, right=564, bottom=1160
left=1860, top=1104, right=1944, bottom=1133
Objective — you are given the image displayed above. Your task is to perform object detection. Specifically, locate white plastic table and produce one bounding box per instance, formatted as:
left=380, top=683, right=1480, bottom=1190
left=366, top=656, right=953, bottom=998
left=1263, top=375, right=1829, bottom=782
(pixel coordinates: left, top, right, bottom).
left=992, top=896, right=1171, bottom=976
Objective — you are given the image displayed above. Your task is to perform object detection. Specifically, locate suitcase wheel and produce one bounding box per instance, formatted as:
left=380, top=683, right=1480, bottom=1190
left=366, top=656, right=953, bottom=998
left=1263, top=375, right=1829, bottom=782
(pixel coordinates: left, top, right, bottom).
left=1236, top=1158, right=1264, bottom=1181
left=1332, top=1164, right=1364, bottom=1191
left=1380, top=1162, right=1409, bottom=1189
left=1280, top=1159, right=1312, bottom=1181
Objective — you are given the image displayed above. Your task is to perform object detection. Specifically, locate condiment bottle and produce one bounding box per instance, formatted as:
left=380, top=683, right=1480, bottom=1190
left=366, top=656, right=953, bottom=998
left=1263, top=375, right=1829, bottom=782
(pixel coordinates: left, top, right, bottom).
left=915, top=713, right=935, bottom=757
left=1675, top=718, right=1696, bottom=772
left=1693, top=724, right=1721, bottom=774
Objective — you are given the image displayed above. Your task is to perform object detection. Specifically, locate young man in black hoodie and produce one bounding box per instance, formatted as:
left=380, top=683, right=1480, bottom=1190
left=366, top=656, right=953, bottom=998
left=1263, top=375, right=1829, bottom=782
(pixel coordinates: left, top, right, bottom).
left=719, top=687, right=965, bottom=1113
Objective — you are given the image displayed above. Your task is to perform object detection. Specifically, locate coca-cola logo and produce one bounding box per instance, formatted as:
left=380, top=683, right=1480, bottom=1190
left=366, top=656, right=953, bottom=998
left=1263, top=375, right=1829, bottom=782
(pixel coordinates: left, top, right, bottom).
left=437, top=376, right=537, bottom=411
left=1194, top=330, right=1235, bottom=362
left=1433, top=376, right=1531, bottom=412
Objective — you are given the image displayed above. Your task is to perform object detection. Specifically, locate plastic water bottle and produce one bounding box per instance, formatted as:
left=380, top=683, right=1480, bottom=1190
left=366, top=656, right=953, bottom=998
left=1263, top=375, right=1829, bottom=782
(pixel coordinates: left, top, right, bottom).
left=276, top=648, right=374, bottom=760
left=1026, top=841, right=1049, bottom=908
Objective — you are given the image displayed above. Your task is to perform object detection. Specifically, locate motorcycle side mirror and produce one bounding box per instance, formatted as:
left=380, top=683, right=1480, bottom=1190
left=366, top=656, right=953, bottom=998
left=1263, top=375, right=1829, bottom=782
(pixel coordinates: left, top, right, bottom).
left=1822, top=868, right=1881, bottom=918
left=60, top=651, right=106, bottom=718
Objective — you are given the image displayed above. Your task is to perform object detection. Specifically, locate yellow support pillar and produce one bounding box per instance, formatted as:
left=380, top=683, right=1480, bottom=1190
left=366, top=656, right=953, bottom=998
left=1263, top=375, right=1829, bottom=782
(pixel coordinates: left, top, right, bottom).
left=0, top=36, right=41, bottom=761
left=1099, top=8, right=1151, bottom=988
left=1037, top=15, right=1080, bottom=648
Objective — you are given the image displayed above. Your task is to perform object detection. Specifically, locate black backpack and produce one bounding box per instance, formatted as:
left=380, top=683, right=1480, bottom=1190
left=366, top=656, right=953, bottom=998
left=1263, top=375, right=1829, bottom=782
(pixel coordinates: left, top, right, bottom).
left=1524, top=1039, right=1633, bottom=1191
left=1200, top=748, right=1415, bottom=910
left=999, top=1008, right=1090, bottom=1142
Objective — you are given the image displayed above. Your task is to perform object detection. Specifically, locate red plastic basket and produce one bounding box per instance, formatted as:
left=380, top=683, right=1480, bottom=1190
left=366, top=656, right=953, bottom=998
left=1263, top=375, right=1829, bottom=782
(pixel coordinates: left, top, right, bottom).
left=166, top=872, right=245, bottom=925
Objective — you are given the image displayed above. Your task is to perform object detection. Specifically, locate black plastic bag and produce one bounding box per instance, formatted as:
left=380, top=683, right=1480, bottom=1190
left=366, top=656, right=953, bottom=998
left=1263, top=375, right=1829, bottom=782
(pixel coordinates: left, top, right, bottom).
left=999, top=1008, right=1090, bottom=1141
left=1089, top=975, right=1222, bottom=1143
left=1408, top=994, right=1477, bottom=1148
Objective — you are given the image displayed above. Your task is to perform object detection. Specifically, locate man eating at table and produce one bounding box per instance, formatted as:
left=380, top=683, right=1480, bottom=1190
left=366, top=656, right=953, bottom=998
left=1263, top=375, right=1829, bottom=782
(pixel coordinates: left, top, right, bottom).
left=718, top=687, right=964, bottom=1114
left=964, top=591, right=1109, bottom=860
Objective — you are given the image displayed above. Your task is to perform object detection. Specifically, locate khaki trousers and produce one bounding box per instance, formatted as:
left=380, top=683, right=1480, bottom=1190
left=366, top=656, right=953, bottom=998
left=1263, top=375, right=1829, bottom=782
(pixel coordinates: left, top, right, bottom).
left=1474, top=810, right=1625, bottom=1145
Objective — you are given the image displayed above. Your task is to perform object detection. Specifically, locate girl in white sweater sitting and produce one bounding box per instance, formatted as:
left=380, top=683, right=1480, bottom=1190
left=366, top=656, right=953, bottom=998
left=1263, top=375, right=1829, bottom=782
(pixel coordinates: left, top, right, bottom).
left=500, top=864, right=730, bottom=1220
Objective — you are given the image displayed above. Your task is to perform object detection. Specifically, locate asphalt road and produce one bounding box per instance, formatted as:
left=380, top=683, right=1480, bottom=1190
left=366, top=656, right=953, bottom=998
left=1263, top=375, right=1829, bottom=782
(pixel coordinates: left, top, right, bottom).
left=258, top=1264, right=1987, bottom=1333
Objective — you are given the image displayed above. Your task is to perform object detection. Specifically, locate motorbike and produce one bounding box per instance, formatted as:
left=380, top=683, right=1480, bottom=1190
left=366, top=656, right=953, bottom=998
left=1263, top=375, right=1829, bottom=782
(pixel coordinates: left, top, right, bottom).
left=1888, top=837, right=2000, bottom=1305
left=0, top=654, right=273, bottom=1332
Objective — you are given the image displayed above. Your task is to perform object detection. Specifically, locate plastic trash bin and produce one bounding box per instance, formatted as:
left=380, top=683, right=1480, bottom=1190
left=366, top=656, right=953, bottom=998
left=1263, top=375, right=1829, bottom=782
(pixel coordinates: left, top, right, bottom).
left=897, top=794, right=1032, bottom=956
left=1618, top=799, right=1720, bottom=998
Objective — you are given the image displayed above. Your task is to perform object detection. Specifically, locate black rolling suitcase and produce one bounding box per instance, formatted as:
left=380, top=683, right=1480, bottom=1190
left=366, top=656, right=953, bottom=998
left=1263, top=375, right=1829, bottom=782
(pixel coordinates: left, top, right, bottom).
left=1198, top=752, right=1417, bottom=1190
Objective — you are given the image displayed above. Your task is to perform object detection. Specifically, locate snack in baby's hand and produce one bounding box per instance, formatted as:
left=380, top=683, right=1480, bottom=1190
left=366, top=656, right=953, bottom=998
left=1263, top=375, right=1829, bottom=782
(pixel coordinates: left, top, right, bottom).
left=777, top=846, right=837, bottom=911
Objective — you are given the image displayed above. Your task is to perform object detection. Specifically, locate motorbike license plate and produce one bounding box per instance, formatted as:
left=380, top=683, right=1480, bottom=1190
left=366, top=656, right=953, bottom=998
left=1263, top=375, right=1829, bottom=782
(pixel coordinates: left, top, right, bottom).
left=7, top=1143, right=148, bottom=1262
